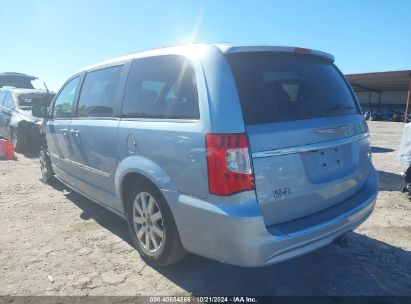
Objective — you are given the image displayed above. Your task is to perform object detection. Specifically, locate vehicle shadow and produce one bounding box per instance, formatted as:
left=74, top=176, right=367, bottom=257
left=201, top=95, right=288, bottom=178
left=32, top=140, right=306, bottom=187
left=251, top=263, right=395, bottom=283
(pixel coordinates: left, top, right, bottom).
left=50, top=180, right=131, bottom=244
left=371, top=146, right=395, bottom=153
left=378, top=170, right=404, bottom=192
left=156, top=234, right=411, bottom=296
left=50, top=180, right=411, bottom=296
left=21, top=149, right=40, bottom=159
left=15, top=147, right=40, bottom=159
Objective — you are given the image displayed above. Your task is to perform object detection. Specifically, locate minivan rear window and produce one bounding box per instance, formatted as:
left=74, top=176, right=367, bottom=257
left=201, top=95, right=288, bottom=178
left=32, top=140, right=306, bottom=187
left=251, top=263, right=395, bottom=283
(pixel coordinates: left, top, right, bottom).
left=226, top=52, right=359, bottom=125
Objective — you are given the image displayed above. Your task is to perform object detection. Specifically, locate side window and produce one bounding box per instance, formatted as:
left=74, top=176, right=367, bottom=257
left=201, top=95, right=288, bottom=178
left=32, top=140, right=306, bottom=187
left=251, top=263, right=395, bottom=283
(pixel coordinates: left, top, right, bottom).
left=122, top=56, right=199, bottom=119
left=53, top=76, right=80, bottom=119
left=3, top=93, right=15, bottom=110
left=77, top=66, right=122, bottom=118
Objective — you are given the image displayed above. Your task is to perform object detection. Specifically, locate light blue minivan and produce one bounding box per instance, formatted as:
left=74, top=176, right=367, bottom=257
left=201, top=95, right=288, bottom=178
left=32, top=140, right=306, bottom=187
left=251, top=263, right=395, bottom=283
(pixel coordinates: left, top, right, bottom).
left=34, top=44, right=378, bottom=267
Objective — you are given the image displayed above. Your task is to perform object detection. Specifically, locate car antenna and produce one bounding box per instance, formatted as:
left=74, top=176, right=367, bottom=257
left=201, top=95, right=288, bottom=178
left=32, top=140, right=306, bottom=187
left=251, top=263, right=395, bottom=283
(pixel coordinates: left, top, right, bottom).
left=43, top=82, right=51, bottom=104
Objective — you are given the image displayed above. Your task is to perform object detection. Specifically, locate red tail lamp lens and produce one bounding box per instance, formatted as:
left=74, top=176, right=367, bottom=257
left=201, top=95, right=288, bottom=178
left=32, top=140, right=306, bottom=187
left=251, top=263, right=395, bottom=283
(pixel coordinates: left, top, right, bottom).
left=206, top=133, right=255, bottom=196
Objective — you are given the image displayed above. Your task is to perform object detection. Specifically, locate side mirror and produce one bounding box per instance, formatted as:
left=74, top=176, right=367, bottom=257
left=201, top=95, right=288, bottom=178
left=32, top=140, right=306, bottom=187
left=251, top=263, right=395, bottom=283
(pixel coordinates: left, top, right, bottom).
left=32, top=104, right=50, bottom=118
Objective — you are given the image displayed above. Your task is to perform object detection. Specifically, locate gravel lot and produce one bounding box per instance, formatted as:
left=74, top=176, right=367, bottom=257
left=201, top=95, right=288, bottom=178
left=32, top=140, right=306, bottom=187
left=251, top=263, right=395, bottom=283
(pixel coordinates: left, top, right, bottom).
left=1, top=121, right=410, bottom=296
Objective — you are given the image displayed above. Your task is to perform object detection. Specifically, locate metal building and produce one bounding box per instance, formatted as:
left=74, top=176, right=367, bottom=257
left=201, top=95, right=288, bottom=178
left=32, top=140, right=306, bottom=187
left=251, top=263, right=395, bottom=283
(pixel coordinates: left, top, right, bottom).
left=346, top=70, right=411, bottom=121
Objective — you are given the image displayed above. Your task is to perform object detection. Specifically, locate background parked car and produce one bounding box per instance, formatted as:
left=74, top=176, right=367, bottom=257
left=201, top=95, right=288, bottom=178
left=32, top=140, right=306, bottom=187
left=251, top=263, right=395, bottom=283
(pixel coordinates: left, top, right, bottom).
left=361, top=106, right=407, bottom=122
left=0, top=72, right=37, bottom=89
left=0, top=88, right=55, bottom=152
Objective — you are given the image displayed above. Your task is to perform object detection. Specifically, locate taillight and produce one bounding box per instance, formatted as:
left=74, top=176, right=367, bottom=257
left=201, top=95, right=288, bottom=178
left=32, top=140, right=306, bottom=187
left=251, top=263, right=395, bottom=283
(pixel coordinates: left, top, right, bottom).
left=205, top=133, right=255, bottom=196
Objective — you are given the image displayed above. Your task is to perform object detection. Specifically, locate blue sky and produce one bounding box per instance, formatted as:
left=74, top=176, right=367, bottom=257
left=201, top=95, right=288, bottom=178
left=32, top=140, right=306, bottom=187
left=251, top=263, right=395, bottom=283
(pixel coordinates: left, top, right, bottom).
left=1, top=0, right=410, bottom=91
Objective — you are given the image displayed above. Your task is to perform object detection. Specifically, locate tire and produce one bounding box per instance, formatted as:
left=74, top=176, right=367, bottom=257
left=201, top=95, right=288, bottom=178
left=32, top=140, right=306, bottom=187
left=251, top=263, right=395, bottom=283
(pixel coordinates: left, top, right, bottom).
left=126, top=179, right=185, bottom=266
left=39, top=148, right=55, bottom=184
left=10, top=127, right=29, bottom=152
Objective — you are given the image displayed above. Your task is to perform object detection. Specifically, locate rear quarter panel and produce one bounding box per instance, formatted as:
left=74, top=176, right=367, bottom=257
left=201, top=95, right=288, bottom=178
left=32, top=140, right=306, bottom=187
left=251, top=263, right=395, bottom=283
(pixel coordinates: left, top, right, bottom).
left=113, top=45, right=252, bottom=214
left=114, top=47, right=221, bottom=214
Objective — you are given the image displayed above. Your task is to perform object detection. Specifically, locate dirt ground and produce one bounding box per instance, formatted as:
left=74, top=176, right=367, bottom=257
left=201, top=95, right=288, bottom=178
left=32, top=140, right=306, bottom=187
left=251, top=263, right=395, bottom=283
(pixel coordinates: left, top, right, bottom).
left=0, top=121, right=410, bottom=296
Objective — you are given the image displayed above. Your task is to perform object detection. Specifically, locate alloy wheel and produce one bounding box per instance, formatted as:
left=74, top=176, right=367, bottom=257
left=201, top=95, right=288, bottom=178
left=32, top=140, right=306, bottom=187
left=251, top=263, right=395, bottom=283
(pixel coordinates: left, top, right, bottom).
left=132, top=192, right=164, bottom=255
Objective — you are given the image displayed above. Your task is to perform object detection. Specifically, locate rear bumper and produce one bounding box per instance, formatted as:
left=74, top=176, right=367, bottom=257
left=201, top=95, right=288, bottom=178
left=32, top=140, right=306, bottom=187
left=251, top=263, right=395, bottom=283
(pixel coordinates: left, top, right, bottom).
left=165, top=168, right=377, bottom=267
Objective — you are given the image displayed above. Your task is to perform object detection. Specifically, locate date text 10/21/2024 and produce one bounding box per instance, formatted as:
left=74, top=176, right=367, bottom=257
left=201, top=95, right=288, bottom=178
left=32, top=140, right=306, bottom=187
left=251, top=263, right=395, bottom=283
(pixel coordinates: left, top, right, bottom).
left=149, top=296, right=258, bottom=303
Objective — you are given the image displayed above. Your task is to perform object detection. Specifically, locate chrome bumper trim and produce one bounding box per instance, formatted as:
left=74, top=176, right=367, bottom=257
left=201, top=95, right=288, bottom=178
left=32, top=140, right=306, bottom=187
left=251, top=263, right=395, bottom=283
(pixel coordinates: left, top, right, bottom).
left=252, top=132, right=370, bottom=158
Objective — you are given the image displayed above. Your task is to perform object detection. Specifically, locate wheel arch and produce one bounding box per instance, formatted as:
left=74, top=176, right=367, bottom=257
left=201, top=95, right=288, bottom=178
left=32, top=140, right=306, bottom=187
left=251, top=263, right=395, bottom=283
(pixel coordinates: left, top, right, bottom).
left=114, top=155, right=177, bottom=217
left=120, top=172, right=149, bottom=216
left=9, top=114, right=23, bottom=129
left=10, top=119, right=32, bottom=135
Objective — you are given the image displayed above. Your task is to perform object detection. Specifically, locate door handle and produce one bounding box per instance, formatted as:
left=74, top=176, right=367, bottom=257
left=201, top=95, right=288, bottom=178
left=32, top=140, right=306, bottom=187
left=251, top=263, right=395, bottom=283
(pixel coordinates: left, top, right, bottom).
left=60, top=128, right=69, bottom=136
left=314, top=125, right=351, bottom=134
left=70, top=129, right=80, bottom=137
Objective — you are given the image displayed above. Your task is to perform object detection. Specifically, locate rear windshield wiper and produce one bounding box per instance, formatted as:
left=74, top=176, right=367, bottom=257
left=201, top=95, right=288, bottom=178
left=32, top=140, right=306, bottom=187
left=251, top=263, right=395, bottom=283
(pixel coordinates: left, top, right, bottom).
left=326, top=104, right=356, bottom=114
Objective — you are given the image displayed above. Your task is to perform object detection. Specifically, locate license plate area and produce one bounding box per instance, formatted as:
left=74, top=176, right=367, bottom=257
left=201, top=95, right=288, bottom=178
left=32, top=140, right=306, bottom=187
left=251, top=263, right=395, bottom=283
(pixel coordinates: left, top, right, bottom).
left=301, top=145, right=352, bottom=183
left=312, top=147, right=344, bottom=169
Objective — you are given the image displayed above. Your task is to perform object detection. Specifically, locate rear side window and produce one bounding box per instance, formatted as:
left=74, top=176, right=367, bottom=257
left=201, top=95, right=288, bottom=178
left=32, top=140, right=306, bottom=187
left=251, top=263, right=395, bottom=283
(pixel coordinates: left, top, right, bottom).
left=77, top=65, right=122, bottom=118
left=53, top=76, right=80, bottom=119
left=122, top=56, right=199, bottom=119
left=226, top=52, right=359, bottom=125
